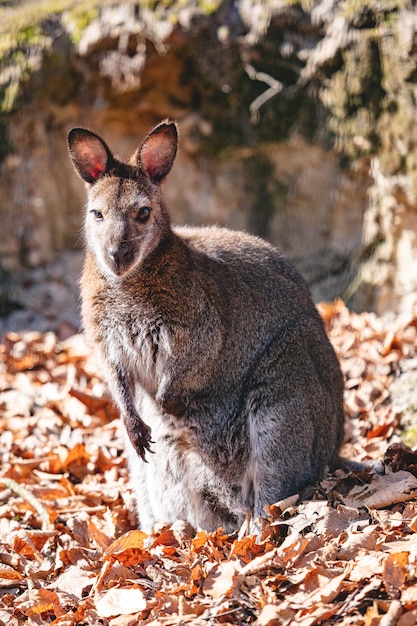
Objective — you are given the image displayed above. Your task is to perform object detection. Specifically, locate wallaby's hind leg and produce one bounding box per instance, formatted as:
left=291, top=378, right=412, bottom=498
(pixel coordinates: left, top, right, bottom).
left=247, top=403, right=317, bottom=521
left=245, top=319, right=344, bottom=522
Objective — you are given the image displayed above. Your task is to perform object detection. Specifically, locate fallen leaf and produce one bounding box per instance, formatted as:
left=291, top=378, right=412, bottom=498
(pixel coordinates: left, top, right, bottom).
left=48, top=564, right=95, bottom=599
left=95, top=587, right=147, bottom=618
left=382, top=552, right=409, bottom=591
left=349, top=551, right=385, bottom=582
left=344, top=470, right=417, bottom=509
left=255, top=602, right=295, bottom=625
left=105, top=529, right=148, bottom=556
left=15, top=588, right=65, bottom=617
left=398, top=609, right=417, bottom=626
left=203, top=560, right=242, bottom=599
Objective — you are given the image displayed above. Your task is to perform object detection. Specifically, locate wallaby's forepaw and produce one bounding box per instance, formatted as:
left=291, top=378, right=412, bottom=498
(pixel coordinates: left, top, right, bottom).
left=123, top=413, right=153, bottom=461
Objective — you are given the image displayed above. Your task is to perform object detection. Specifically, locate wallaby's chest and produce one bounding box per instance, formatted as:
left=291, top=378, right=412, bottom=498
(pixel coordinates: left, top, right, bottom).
left=86, top=284, right=170, bottom=392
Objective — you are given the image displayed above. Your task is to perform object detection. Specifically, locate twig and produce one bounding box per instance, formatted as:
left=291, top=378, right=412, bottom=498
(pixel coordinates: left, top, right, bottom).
left=0, top=476, right=53, bottom=531
left=245, top=63, right=284, bottom=124
left=379, top=600, right=403, bottom=626
left=244, top=13, right=353, bottom=125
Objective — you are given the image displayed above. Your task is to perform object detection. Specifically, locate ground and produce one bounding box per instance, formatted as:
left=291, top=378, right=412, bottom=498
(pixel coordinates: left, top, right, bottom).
left=1, top=300, right=417, bottom=624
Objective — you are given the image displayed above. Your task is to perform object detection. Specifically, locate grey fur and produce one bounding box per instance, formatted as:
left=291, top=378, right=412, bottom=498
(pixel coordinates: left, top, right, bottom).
left=68, top=120, right=345, bottom=533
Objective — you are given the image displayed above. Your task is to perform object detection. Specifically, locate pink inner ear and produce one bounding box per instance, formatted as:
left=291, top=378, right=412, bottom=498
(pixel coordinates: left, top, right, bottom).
left=79, top=143, right=108, bottom=182
left=88, top=158, right=106, bottom=181
left=69, top=128, right=112, bottom=184
left=140, top=137, right=176, bottom=182
left=142, top=151, right=162, bottom=180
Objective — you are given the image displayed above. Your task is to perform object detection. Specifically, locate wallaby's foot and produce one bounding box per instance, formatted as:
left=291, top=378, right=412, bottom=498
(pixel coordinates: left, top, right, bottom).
left=337, top=456, right=385, bottom=475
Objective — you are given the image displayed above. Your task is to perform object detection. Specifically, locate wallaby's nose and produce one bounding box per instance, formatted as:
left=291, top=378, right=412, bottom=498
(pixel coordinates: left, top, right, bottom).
left=108, top=243, right=129, bottom=266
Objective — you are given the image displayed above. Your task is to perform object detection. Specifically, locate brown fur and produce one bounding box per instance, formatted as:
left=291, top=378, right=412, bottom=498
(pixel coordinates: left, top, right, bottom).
left=68, top=121, right=345, bottom=532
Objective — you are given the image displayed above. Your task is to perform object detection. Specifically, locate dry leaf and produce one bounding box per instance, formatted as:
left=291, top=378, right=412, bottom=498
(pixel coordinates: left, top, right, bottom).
left=337, top=524, right=380, bottom=560
left=48, top=565, right=95, bottom=599
left=105, top=529, right=148, bottom=554
left=95, top=587, right=147, bottom=618
left=349, top=551, right=385, bottom=583
left=255, top=603, right=294, bottom=625
left=15, top=588, right=65, bottom=618
left=203, top=560, right=241, bottom=599
left=382, top=552, right=409, bottom=591
left=344, top=470, right=417, bottom=509
left=398, top=609, right=417, bottom=626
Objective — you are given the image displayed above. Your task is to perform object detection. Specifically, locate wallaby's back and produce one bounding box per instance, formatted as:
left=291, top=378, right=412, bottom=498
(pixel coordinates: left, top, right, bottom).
left=68, top=120, right=345, bottom=532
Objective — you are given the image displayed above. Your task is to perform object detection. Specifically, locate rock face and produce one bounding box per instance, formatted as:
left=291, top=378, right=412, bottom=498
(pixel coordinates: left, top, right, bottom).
left=1, top=1, right=417, bottom=331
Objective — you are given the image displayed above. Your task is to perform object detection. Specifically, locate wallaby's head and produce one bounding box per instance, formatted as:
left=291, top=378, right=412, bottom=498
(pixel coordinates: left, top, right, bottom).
left=68, top=121, right=178, bottom=278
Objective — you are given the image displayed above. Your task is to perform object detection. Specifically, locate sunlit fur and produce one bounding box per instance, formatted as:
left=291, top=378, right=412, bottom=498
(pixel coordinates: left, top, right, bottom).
left=69, top=121, right=345, bottom=533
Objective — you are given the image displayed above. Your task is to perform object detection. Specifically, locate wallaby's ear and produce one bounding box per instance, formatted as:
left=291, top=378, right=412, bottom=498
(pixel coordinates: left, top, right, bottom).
left=137, top=121, right=178, bottom=183
left=68, top=128, right=113, bottom=184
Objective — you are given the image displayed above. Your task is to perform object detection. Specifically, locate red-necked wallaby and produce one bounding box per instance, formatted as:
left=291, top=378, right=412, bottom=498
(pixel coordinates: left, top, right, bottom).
left=68, top=120, right=344, bottom=533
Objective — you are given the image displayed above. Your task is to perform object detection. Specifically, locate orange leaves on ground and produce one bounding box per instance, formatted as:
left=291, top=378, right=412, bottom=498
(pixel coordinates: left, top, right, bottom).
left=3, top=303, right=417, bottom=623
left=15, top=588, right=66, bottom=618
left=103, top=529, right=152, bottom=568
left=203, top=560, right=242, bottom=599
left=105, top=528, right=148, bottom=554
left=383, top=552, right=409, bottom=593
left=319, top=299, right=417, bottom=462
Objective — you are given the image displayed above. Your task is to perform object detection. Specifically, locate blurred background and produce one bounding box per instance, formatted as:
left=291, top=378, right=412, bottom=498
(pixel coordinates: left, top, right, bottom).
left=1, top=0, right=417, bottom=336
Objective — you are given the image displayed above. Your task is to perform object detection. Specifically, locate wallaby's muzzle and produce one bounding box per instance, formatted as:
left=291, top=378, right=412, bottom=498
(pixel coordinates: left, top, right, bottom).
left=108, top=242, right=132, bottom=275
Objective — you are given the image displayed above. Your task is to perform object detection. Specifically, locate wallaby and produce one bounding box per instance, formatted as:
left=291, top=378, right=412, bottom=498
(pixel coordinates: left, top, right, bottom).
left=68, top=120, right=345, bottom=533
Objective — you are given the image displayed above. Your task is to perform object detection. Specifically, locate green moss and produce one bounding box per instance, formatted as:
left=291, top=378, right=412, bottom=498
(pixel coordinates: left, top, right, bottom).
left=0, top=1, right=76, bottom=38
left=0, top=42, right=40, bottom=113
left=198, top=0, right=220, bottom=13
left=141, top=0, right=221, bottom=13
left=400, top=424, right=417, bottom=449
left=0, top=1, right=94, bottom=113
left=342, top=0, right=409, bottom=19
left=315, top=0, right=417, bottom=169
left=0, top=0, right=224, bottom=115
left=62, top=7, right=99, bottom=45
left=1, top=81, right=20, bottom=113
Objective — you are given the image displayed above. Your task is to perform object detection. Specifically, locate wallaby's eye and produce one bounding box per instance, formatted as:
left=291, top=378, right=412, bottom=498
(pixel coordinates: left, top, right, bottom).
left=91, top=209, right=104, bottom=221
left=135, top=206, right=151, bottom=223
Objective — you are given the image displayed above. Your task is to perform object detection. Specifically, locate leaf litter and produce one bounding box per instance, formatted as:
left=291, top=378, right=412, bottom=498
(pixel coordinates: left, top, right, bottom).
left=2, top=300, right=417, bottom=624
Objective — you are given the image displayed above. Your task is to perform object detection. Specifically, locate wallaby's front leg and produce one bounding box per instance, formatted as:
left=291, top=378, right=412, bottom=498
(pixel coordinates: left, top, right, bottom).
left=109, top=364, right=153, bottom=460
